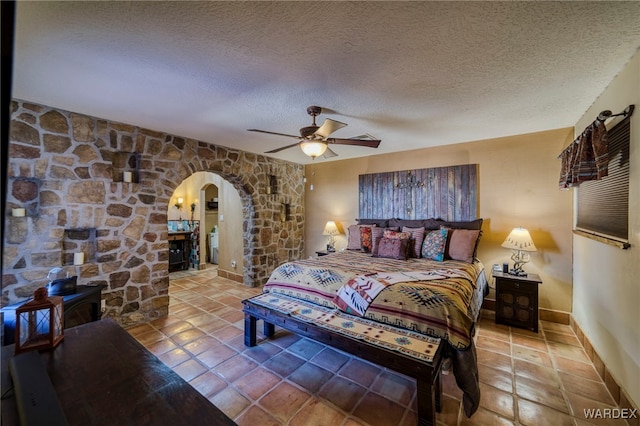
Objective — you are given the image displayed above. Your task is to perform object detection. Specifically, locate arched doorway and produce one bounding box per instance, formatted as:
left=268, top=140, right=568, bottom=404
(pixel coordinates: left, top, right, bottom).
left=167, top=172, right=244, bottom=281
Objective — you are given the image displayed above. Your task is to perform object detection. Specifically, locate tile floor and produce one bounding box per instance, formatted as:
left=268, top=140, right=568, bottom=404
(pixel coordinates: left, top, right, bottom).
left=126, top=267, right=629, bottom=425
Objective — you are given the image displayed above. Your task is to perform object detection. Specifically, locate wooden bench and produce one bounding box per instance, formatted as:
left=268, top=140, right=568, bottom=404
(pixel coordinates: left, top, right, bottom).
left=243, top=294, right=444, bottom=426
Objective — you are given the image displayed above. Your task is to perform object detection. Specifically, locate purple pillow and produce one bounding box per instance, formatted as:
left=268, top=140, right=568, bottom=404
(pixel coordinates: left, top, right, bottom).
left=347, top=224, right=363, bottom=250
left=447, top=229, right=481, bottom=263
left=374, top=237, right=410, bottom=260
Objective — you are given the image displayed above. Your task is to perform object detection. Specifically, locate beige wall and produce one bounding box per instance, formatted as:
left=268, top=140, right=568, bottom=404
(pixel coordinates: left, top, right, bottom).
left=305, top=127, right=574, bottom=312
left=572, top=50, right=640, bottom=408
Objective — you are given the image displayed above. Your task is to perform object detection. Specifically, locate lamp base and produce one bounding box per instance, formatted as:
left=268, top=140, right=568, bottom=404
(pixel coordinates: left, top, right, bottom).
left=508, top=268, right=527, bottom=277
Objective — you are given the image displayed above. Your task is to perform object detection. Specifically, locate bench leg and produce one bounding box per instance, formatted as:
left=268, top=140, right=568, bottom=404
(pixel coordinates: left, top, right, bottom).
left=263, top=321, right=275, bottom=337
left=244, top=313, right=257, bottom=347
left=416, top=378, right=436, bottom=426
left=434, top=369, right=442, bottom=412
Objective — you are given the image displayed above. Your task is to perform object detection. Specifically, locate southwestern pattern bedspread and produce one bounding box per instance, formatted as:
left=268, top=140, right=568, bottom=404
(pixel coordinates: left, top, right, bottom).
left=264, top=250, right=486, bottom=349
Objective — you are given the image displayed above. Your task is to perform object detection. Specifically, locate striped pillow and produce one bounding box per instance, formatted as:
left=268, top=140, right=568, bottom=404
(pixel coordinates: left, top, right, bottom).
left=402, top=226, right=426, bottom=258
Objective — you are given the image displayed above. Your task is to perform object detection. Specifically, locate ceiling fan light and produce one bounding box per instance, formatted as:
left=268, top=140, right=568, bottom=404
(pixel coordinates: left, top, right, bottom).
left=300, top=141, right=328, bottom=159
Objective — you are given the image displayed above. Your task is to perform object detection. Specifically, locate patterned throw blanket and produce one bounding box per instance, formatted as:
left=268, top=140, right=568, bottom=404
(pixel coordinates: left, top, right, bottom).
left=264, top=251, right=485, bottom=349
left=334, top=269, right=468, bottom=316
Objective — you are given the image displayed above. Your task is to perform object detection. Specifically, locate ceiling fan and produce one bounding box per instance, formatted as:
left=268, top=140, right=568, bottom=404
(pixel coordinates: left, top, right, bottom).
left=248, top=106, right=381, bottom=159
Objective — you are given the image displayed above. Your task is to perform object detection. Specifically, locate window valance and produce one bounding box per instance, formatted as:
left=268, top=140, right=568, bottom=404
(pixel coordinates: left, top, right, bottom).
left=558, top=105, right=634, bottom=189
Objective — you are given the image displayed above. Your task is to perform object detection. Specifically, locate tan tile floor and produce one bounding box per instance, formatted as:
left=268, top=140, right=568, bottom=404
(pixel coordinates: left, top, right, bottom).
left=126, top=267, right=629, bottom=425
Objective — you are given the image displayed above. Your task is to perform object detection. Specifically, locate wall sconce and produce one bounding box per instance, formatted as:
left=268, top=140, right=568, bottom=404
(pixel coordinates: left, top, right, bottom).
left=15, top=287, right=64, bottom=354
left=501, top=227, right=537, bottom=276
left=174, top=197, right=183, bottom=210
left=266, top=174, right=278, bottom=195
left=280, top=203, right=291, bottom=222
left=323, top=220, right=342, bottom=252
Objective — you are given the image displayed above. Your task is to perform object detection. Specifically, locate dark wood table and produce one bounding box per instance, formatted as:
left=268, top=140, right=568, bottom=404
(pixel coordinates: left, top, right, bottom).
left=1, top=319, right=235, bottom=426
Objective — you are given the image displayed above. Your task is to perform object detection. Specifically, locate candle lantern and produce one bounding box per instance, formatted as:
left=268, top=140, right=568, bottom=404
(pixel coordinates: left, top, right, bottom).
left=14, top=287, right=64, bottom=354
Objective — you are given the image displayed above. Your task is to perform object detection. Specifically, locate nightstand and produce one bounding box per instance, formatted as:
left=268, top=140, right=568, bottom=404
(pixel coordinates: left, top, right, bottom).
left=493, top=271, right=542, bottom=332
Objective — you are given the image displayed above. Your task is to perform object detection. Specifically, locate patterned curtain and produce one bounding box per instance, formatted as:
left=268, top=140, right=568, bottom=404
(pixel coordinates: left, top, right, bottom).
left=558, top=120, right=608, bottom=189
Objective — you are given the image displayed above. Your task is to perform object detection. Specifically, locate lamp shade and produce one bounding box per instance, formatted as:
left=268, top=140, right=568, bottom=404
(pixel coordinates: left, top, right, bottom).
left=300, top=141, right=328, bottom=159
left=323, top=221, right=340, bottom=236
left=501, top=227, right=537, bottom=252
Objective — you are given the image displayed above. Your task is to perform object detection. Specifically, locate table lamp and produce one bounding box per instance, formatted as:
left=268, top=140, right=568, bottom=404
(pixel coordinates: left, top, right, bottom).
left=323, top=221, right=341, bottom=252
left=501, top=227, right=537, bottom=276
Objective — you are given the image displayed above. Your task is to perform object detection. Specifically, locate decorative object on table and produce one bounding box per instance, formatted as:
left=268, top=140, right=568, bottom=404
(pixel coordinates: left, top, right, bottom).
left=501, top=227, right=537, bottom=276
left=45, top=267, right=77, bottom=297
left=323, top=220, right=342, bottom=252
left=14, top=287, right=64, bottom=354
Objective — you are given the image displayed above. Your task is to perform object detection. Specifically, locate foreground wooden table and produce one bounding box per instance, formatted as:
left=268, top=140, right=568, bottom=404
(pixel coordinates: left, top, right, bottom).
left=1, top=319, right=235, bottom=425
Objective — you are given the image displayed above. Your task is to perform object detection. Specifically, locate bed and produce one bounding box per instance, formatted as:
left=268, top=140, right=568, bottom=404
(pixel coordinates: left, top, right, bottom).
left=259, top=218, right=487, bottom=418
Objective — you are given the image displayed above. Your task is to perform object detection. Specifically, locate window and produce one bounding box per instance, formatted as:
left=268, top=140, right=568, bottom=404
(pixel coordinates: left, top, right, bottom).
left=575, top=116, right=630, bottom=248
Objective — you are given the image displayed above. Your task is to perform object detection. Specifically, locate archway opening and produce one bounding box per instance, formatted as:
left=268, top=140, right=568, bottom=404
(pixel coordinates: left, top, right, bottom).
left=167, top=172, right=245, bottom=283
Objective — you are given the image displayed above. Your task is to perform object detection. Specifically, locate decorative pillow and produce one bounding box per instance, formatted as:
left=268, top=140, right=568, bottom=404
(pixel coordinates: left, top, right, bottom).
left=360, top=225, right=375, bottom=253
left=347, top=224, right=363, bottom=250
left=370, top=227, right=401, bottom=256
left=402, top=226, right=426, bottom=258
left=446, top=229, right=481, bottom=263
left=383, top=229, right=411, bottom=240
left=374, top=237, right=410, bottom=260
left=437, top=218, right=484, bottom=258
left=421, top=229, right=448, bottom=261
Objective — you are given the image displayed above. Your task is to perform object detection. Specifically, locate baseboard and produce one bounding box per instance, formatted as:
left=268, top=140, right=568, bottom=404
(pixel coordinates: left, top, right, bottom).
left=570, top=316, right=639, bottom=426
left=217, top=269, right=243, bottom=283
left=539, top=308, right=570, bottom=325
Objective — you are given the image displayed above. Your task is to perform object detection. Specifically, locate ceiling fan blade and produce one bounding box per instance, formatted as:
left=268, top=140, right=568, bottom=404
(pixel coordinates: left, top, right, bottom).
left=327, top=138, right=381, bottom=148
left=248, top=129, right=300, bottom=139
left=322, top=147, right=339, bottom=158
left=314, top=118, right=347, bottom=139
left=349, top=134, right=378, bottom=140
left=265, top=142, right=300, bottom=154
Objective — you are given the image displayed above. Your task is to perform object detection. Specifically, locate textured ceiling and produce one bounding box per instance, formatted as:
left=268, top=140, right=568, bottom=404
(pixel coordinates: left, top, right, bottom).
left=12, top=1, right=640, bottom=164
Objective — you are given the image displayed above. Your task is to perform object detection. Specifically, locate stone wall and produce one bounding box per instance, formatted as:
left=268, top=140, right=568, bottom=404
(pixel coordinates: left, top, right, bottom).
left=4, top=100, right=305, bottom=326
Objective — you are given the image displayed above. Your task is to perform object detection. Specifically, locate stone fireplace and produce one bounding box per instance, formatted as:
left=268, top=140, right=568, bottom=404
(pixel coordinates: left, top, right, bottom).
left=4, top=100, right=305, bottom=326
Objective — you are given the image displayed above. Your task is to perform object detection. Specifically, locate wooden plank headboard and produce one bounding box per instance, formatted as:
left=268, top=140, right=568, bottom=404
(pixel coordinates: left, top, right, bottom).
left=358, top=164, right=478, bottom=221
